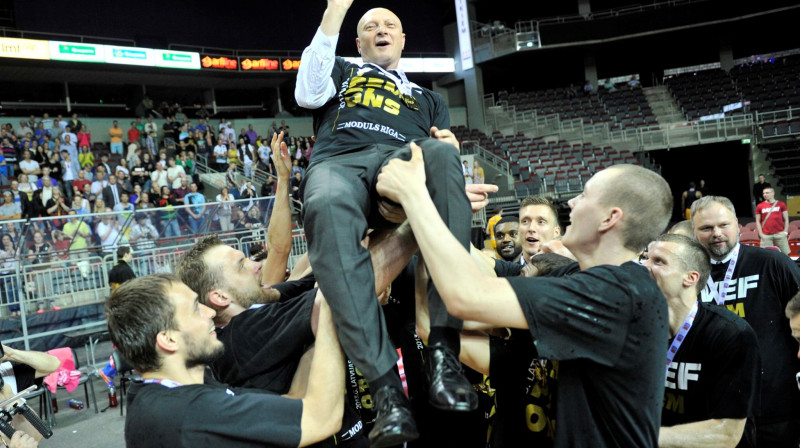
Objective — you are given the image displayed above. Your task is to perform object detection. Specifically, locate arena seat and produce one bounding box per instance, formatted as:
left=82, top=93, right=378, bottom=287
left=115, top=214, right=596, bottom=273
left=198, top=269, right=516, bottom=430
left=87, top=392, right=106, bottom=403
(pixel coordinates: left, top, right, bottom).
left=739, top=230, right=760, bottom=247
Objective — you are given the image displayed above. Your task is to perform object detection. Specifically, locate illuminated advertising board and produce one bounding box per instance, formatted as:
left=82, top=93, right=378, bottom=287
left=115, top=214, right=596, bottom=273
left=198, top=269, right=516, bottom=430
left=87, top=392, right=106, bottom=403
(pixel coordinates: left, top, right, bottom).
left=49, top=41, right=105, bottom=63
left=241, top=57, right=280, bottom=71
left=155, top=50, right=200, bottom=70
left=105, top=45, right=155, bottom=66
left=0, top=37, right=49, bottom=60
left=200, top=55, right=238, bottom=70
left=281, top=58, right=301, bottom=71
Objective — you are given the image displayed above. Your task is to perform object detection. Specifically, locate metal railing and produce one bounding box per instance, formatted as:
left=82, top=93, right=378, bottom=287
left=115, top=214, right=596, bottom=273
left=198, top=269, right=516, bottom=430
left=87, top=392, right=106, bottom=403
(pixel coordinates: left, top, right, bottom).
left=461, top=141, right=509, bottom=174
left=0, top=209, right=308, bottom=351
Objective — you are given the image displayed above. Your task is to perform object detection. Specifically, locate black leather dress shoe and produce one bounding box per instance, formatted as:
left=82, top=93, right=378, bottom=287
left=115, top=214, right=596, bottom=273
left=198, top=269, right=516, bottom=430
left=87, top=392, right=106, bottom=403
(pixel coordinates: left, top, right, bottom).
left=368, top=385, right=419, bottom=448
left=425, top=344, right=479, bottom=411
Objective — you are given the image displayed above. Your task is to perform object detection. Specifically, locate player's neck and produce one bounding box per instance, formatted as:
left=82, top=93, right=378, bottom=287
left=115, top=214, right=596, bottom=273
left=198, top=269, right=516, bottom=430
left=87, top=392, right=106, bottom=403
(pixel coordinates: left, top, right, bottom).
left=667, top=295, right=696, bottom=338
left=576, top=241, right=638, bottom=270
left=142, top=363, right=205, bottom=386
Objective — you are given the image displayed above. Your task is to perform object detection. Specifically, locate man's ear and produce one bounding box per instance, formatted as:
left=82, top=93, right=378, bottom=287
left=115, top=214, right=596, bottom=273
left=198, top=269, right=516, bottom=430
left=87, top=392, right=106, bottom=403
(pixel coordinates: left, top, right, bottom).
left=683, top=271, right=700, bottom=290
left=599, top=207, right=623, bottom=232
left=356, top=38, right=362, bottom=55
left=553, top=225, right=562, bottom=237
left=156, top=329, right=178, bottom=354
left=208, top=290, right=230, bottom=309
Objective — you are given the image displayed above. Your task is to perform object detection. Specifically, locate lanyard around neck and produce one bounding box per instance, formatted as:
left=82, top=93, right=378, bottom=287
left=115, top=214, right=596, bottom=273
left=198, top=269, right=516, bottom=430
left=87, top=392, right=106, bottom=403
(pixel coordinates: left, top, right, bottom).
left=706, top=244, right=739, bottom=306
left=666, top=300, right=699, bottom=373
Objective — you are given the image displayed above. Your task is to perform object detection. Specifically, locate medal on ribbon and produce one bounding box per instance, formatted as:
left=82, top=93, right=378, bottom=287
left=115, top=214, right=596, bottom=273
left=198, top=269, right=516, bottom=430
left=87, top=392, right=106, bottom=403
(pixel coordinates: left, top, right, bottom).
left=401, top=93, right=419, bottom=110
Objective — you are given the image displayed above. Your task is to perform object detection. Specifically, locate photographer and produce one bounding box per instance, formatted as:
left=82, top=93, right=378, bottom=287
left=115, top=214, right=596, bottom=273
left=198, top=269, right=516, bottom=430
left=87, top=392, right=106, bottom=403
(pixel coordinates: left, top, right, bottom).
left=0, top=344, right=59, bottom=444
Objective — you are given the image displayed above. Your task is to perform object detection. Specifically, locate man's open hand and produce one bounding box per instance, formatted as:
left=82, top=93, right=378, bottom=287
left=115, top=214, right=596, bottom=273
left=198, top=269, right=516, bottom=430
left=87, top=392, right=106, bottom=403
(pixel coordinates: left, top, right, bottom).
left=465, top=183, right=498, bottom=213
left=377, top=142, right=426, bottom=205
left=430, top=127, right=459, bottom=150
left=271, top=132, right=291, bottom=179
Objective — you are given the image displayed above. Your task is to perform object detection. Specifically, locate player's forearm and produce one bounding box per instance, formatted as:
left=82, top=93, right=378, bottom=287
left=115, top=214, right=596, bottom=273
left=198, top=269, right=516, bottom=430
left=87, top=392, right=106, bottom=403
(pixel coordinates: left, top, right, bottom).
left=370, top=221, right=417, bottom=294
left=301, top=294, right=345, bottom=444
left=3, top=346, right=59, bottom=378
left=659, top=418, right=745, bottom=448
left=262, top=177, right=291, bottom=285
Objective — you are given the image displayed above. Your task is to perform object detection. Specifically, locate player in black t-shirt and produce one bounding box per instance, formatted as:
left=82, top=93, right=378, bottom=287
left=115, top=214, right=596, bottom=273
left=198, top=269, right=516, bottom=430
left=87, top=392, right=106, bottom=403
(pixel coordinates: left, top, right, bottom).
left=691, top=196, right=800, bottom=448
left=642, top=234, right=760, bottom=448
left=295, top=2, right=477, bottom=446
left=175, top=221, right=418, bottom=448
left=107, top=274, right=347, bottom=448
left=378, top=160, right=673, bottom=447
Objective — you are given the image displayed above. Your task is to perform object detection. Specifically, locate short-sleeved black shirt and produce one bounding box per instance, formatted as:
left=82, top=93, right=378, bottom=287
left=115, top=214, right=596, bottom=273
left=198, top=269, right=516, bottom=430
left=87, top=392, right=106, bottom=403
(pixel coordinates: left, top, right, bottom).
left=212, top=290, right=315, bottom=393
left=489, top=329, right=556, bottom=448
left=125, top=379, right=302, bottom=447
left=662, top=302, right=760, bottom=448
left=699, top=244, right=800, bottom=422
left=310, top=57, right=449, bottom=163
left=507, top=261, right=668, bottom=448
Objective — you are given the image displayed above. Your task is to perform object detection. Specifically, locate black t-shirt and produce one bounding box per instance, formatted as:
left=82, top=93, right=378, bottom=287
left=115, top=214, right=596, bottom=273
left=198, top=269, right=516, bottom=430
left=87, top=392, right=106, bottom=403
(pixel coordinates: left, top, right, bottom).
left=272, top=272, right=316, bottom=303
left=108, top=260, right=136, bottom=286
left=662, top=302, right=760, bottom=448
left=699, top=244, right=800, bottom=422
left=125, top=379, right=302, bottom=448
left=488, top=259, right=578, bottom=448
left=489, top=330, right=556, bottom=448
left=493, top=258, right=522, bottom=278
left=212, top=291, right=315, bottom=393
left=214, top=282, right=369, bottom=448
left=310, top=57, right=449, bottom=163
left=507, top=261, right=668, bottom=448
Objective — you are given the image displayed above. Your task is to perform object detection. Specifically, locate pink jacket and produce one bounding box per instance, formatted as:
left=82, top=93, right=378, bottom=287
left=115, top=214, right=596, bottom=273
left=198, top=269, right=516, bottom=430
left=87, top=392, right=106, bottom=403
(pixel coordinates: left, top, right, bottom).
left=43, top=347, right=82, bottom=393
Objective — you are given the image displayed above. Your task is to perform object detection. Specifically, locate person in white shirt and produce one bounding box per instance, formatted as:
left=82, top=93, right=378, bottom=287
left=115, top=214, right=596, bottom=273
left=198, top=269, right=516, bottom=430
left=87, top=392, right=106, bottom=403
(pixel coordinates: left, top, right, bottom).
left=257, top=139, right=272, bottom=172
left=150, top=163, right=168, bottom=194
left=95, top=208, right=122, bottom=255
left=166, top=157, right=186, bottom=189
left=213, top=140, right=228, bottom=172
left=91, top=171, right=108, bottom=196
left=115, top=158, right=130, bottom=179
left=17, top=151, right=40, bottom=184
left=215, top=186, right=234, bottom=232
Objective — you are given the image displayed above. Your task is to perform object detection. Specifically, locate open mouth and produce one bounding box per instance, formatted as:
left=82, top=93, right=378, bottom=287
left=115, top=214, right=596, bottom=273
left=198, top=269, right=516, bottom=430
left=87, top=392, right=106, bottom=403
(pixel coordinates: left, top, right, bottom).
left=500, top=242, right=515, bottom=252
left=376, top=41, right=390, bottom=47
left=525, top=237, right=539, bottom=246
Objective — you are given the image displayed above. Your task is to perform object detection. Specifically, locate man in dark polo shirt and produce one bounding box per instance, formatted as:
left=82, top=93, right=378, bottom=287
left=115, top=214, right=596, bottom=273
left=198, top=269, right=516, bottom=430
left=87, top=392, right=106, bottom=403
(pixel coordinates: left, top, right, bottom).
left=378, top=160, right=673, bottom=447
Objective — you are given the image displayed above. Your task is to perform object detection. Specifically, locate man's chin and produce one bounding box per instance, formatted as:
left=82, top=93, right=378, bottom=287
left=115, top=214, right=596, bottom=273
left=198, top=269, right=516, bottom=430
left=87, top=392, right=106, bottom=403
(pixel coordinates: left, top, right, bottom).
left=185, top=344, right=225, bottom=369
left=523, top=247, right=540, bottom=260
left=500, top=251, right=520, bottom=262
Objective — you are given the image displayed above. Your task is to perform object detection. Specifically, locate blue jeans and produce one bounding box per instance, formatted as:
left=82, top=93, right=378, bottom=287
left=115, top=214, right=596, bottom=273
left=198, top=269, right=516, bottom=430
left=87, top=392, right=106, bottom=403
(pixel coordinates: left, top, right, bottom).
left=0, top=274, right=20, bottom=313
left=111, top=142, right=124, bottom=155
left=188, top=215, right=204, bottom=233
left=162, top=218, right=180, bottom=238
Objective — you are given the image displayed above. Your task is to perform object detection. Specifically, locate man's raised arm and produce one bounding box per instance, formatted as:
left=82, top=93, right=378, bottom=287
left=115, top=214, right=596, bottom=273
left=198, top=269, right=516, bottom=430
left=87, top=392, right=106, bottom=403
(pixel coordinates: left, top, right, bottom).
left=295, top=0, right=353, bottom=109
left=261, top=132, right=293, bottom=286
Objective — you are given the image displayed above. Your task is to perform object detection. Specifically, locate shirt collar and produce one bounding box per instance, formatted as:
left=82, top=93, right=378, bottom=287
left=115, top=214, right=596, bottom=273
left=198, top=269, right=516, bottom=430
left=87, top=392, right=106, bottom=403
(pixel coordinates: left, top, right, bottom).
left=710, top=243, right=741, bottom=265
